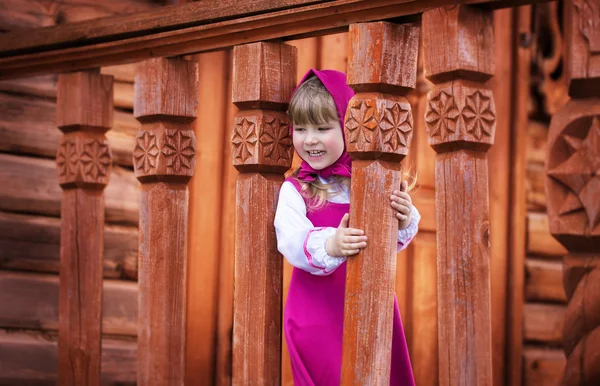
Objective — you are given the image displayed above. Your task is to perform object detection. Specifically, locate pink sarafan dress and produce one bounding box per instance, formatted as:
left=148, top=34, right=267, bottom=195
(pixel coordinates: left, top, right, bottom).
left=283, top=178, right=415, bottom=386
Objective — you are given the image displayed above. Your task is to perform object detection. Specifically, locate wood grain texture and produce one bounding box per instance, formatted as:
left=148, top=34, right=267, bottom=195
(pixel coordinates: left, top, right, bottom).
left=0, top=330, right=136, bottom=386
left=0, top=211, right=137, bottom=280
left=523, top=348, right=566, bottom=386
left=525, top=258, right=567, bottom=303
left=422, top=5, right=495, bottom=386
left=506, top=6, right=532, bottom=386
left=0, top=153, right=139, bottom=225
left=231, top=41, right=295, bottom=386
left=0, top=271, right=137, bottom=336
left=55, top=70, right=113, bottom=386
left=341, top=21, right=418, bottom=385
left=0, top=0, right=548, bottom=80
left=134, top=57, right=198, bottom=386
left=523, top=303, right=566, bottom=345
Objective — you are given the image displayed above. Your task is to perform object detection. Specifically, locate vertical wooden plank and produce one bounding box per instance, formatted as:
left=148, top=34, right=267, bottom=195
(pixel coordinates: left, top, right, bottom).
left=488, top=9, right=513, bottom=386
left=56, top=70, right=113, bottom=386
left=342, top=21, right=419, bottom=384
left=507, top=6, right=532, bottom=386
left=215, top=49, right=237, bottom=386
left=133, top=57, right=198, bottom=386
left=231, top=42, right=297, bottom=386
left=186, top=50, right=229, bottom=386
left=319, top=33, right=348, bottom=73
left=280, top=36, right=319, bottom=386
left=546, top=2, right=600, bottom=384
left=422, top=6, right=495, bottom=386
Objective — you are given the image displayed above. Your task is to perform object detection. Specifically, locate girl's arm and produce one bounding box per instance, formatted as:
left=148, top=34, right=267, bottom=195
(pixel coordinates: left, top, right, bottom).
left=274, top=181, right=345, bottom=276
left=397, top=204, right=420, bottom=252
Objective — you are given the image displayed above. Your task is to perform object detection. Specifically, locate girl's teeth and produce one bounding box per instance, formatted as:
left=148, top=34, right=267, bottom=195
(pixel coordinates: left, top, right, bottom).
left=309, top=151, right=325, bottom=156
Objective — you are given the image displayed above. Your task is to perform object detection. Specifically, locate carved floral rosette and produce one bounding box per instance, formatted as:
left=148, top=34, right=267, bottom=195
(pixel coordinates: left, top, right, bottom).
left=344, top=93, right=413, bottom=159
left=546, top=106, right=600, bottom=250
left=231, top=109, right=293, bottom=173
left=424, top=80, right=496, bottom=152
left=133, top=122, right=196, bottom=182
left=56, top=132, right=112, bottom=188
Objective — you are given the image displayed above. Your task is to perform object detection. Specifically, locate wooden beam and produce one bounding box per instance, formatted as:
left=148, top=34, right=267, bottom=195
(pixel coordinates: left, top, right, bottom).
left=525, top=258, right=566, bottom=303
left=133, top=57, right=198, bottom=386
left=523, top=303, right=566, bottom=346
left=0, top=0, right=551, bottom=80
left=0, top=271, right=137, bottom=337
left=422, top=5, right=495, bottom=385
left=523, top=348, right=566, bottom=386
left=231, top=41, right=296, bottom=385
left=0, top=211, right=137, bottom=280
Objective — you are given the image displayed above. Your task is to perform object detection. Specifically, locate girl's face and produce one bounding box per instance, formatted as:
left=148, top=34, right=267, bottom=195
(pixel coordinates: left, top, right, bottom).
left=293, top=119, right=345, bottom=170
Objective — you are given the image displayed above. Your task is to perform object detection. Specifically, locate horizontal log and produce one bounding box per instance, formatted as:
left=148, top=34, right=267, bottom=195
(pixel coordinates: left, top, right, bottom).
left=0, top=92, right=138, bottom=166
left=0, top=153, right=140, bottom=225
left=0, top=271, right=137, bottom=336
left=525, top=258, right=566, bottom=303
left=0, top=211, right=137, bottom=280
left=526, top=161, right=546, bottom=209
left=526, top=120, right=549, bottom=165
left=523, top=303, right=566, bottom=345
left=0, top=0, right=551, bottom=79
left=523, top=347, right=565, bottom=386
left=527, top=212, right=568, bottom=257
left=0, top=329, right=136, bottom=385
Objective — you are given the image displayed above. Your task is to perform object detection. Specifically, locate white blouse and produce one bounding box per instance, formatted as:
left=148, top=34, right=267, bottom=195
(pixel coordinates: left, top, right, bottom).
left=274, top=177, right=421, bottom=276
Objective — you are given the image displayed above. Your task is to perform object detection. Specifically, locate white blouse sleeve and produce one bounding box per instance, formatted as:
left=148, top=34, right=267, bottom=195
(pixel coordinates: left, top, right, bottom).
left=397, top=204, right=420, bottom=252
left=274, top=181, right=346, bottom=276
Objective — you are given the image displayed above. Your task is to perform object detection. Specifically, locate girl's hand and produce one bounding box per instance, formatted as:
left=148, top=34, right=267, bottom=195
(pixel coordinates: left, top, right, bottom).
left=325, top=213, right=367, bottom=257
left=391, top=181, right=413, bottom=230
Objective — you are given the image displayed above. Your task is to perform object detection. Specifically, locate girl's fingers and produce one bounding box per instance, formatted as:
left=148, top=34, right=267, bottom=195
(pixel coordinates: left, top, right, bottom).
left=344, top=228, right=365, bottom=236
left=391, top=201, right=411, bottom=214
left=396, top=213, right=407, bottom=221
left=343, top=241, right=367, bottom=250
left=344, top=249, right=360, bottom=256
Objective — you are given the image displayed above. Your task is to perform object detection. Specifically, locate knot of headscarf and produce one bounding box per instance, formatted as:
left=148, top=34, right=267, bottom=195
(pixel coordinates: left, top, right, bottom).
left=297, top=152, right=352, bottom=182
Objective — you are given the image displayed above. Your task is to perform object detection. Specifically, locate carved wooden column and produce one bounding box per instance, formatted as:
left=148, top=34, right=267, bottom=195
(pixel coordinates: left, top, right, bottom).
left=341, top=22, right=419, bottom=384
left=56, top=70, right=113, bottom=386
left=133, top=57, right=198, bottom=385
left=546, top=1, right=600, bottom=385
left=231, top=42, right=296, bottom=385
left=422, top=6, right=495, bottom=386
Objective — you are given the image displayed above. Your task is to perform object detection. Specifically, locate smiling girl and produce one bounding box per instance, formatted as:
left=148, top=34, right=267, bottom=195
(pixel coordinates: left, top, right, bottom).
left=274, top=69, right=419, bottom=385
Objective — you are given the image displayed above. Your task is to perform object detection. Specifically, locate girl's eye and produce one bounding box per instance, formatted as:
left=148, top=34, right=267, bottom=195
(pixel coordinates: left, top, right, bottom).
left=294, top=127, right=305, bottom=132
left=318, top=127, right=331, bottom=131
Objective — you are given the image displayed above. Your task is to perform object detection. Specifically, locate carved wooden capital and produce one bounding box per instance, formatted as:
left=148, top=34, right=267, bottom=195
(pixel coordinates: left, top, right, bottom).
left=344, top=93, right=413, bottom=159
left=424, top=81, right=496, bottom=152
left=546, top=101, right=600, bottom=250
left=347, top=22, right=419, bottom=93
left=422, top=5, right=494, bottom=83
left=56, top=131, right=112, bottom=189
left=133, top=123, right=196, bottom=182
left=232, top=42, right=297, bottom=110
left=231, top=110, right=293, bottom=173
left=566, top=0, right=600, bottom=96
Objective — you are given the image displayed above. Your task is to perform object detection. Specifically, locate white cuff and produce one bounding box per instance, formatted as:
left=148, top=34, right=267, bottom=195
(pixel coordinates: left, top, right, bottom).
left=304, top=227, right=345, bottom=274
left=398, top=205, right=420, bottom=245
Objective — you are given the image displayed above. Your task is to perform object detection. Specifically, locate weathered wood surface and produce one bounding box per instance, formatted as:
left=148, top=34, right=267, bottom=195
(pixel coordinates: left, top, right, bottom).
left=546, top=3, right=600, bottom=383
left=0, top=271, right=137, bottom=336
left=423, top=5, right=495, bottom=386
left=525, top=258, right=567, bottom=302
left=0, top=330, right=136, bottom=386
left=528, top=212, right=568, bottom=257
left=186, top=50, right=229, bottom=386
left=134, top=57, right=198, bottom=386
left=506, top=6, right=532, bottom=386
left=231, top=42, right=296, bottom=386
left=0, top=0, right=550, bottom=79
left=0, top=211, right=137, bottom=280
left=523, top=348, right=566, bottom=386
left=0, top=153, right=139, bottom=224
left=55, top=70, right=113, bottom=386
left=341, top=21, right=419, bottom=385
left=0, top=92, right=138, bottom=166
left=523, top=303, right=566, bottom=345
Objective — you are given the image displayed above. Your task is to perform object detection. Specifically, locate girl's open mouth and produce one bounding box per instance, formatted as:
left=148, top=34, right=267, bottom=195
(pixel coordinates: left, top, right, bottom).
left=307, top=150, right=326, bottom=158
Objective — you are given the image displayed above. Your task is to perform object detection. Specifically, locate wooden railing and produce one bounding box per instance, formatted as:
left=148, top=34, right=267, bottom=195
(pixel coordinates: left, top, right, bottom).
left=2, top=0, right=596, bottom=385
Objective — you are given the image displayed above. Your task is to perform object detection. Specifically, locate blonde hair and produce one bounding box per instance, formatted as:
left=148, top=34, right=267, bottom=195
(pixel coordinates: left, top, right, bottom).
left=288, top=75, right=418, bottom=211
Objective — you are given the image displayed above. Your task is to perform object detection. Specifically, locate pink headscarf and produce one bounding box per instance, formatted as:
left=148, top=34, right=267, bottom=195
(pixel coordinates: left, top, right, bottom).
left=291, top=69, right=355, bottom=182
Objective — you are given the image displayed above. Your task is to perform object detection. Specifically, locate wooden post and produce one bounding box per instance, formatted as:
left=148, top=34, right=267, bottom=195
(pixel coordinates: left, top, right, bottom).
left=133, top=57, right=198, bottom=385
left=422, top=6, right=495, bottom=386
left=56, top=70, right=113, bottom=386
left=341, top=22, right=419, bottom=384
left=231, top=42, right=296, bottom=385
left=546, top=1, right=600, bottom=385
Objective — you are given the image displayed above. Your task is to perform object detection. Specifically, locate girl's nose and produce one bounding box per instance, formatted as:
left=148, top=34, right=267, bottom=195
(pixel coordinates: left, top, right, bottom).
left=305, top=133, right=318, bottom=145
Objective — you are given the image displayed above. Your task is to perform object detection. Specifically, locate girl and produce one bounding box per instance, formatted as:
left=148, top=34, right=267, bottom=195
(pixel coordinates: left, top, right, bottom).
left=274, top=69, right=419, bottom=385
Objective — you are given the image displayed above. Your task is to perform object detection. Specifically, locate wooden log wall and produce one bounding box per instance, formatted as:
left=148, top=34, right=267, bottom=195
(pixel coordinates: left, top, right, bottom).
left=0, top=1, right=161, bottom=384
